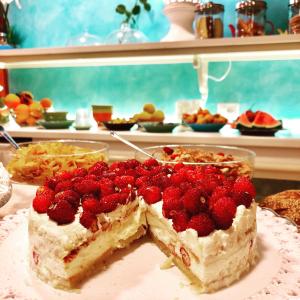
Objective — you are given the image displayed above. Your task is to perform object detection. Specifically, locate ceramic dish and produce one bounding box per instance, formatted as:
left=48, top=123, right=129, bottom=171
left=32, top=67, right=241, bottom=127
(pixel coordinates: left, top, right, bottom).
left=103, top=122, right=136, bottom=131
left=140, top=122, right=179, bottom=133
left=37, top=120, right=74, bottom=129
left=185, top=123, right=226, bottom=132
left=238, top=127, right=283, bottom=136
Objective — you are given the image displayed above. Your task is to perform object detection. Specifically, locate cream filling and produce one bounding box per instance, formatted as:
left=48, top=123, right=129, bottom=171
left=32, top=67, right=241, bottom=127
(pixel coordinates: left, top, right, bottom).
left=146, top=202, right=257, bottom=287
left=29, top=199, right=147, bottom=287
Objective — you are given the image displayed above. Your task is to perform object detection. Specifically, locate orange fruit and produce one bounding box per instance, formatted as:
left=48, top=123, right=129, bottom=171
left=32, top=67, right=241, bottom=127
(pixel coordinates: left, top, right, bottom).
left=40, top=98, right=52, bottom=109
left=4, top=93, right=20, bottom=109
left=26, top=116, right=38, bottom=126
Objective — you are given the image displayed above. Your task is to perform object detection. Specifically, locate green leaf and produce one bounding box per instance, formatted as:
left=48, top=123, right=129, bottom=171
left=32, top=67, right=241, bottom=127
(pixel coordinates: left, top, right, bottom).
left=132, top=5, right=141, bottom=15
left=116, top=4, right=126, bottom=14
left=144, top=3, right=151, bottom=11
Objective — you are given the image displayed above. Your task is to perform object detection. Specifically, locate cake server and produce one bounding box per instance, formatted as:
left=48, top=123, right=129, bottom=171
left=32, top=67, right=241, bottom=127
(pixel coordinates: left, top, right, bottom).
left=0, top=125, right=19, bottom=150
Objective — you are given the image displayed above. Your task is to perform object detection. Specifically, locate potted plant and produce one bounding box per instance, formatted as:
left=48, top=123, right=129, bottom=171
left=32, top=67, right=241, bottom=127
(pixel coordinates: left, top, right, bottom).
left=105, top=0, right=152, bottom=44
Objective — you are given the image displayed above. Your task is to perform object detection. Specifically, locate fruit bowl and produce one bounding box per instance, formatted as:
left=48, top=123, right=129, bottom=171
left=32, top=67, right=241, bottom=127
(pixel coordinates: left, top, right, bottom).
left=3, top=140, right=109, bottom=185
left=135, top=144, right=255, bottom=178
left=185, top=123, right=226, bottom=132
left=139, top=122, right=179, bottom=133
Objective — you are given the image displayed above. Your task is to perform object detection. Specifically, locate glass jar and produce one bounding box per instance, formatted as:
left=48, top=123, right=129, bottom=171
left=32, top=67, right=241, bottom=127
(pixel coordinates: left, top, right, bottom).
left=195, top=2, right=224, bottom=39
left=236, top=0, right=271, bottom=37
left=289, top=0, right=300, bottom=34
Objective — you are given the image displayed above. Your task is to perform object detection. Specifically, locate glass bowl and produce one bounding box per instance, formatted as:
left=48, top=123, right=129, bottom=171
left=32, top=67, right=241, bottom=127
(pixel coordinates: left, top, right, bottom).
left=3, top=140, right=109, bottom=185
left=135, top=144, right=256, bottom=178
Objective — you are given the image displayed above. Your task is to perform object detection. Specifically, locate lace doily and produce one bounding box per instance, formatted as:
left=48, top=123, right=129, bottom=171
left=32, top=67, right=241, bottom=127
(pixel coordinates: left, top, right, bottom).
left=0, top=208, right=299, bottom=300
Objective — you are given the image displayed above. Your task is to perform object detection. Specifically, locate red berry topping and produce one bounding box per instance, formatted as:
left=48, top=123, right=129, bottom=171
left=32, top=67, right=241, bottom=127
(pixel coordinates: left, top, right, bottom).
left=170, top=173, right=186, bottom=185
left=233, top=177, right=256, bottom=199
left=143, top=158, right=159, bottom=169
left=84, top=174, right=99, bottom=181
left=114, top=175, right=135, bottom=189
left=188, top=213, right=215, bottom=237
left=73, top=179, right=99, bottom=195
left=72, top=167, right=88, bottom=178
left=162, top=187, right=183, bottom=218
left=135, top=176, right=150, bottom=188
left=82, top=198, right=101, bottom=214
left=151, top=173, right=171, bottom=189
left=171, top=211, right=189, bottom=232
left=233, top=191, right=253, bottom=208
left=45, top=177, right=59, bottom=190
left=54, top=190, right=80, bottom=212
left=47, top=200, right=75, bottom=225
left=88, top=161, right=108, bottom=176
left=136, top=166, right=151, bottom=177
left=99, top=193, right=128, bottom=213
left=33, top=195, right=52, bottom=213
left=140, top=186, right=161, bottom=204
left=55, top=171, right=73, bottom=182
left=209, top=186, right=230, bottom=209
left=211, top=197, right=237, bottom=230
left=79, top=211, right=99, bottom=232
left=99, top=178, right=115, bottom=196
left=124, top=159, right=140, bottom=169
left=163, top=146, right=174, bottom=155
left=203, top=165, right=219, bottom=174
left=182, top=188, right=204, bottom=215
left=54, top=180, right=73, bottom=194
left=36, top=186, right=55, bottom=201
left=174, top=163, right=185, bottom=172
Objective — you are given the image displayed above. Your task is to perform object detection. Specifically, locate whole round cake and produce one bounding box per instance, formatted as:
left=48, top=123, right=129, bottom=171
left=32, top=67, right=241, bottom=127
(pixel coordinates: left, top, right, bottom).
left=28, top=158, right=258, bottom=292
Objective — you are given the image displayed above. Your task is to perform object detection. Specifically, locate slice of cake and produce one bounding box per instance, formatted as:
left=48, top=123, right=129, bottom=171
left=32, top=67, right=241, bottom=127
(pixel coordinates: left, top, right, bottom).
left=28, top=159, right=258, bottom=292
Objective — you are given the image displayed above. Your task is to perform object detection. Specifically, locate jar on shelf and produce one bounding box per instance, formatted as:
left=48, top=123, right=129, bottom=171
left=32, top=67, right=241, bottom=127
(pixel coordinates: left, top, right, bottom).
left=234, top=0, right=274, bottom=37
left=195, top=2, right=224, bottom=39
left=289, top=0, right=300, bottom=34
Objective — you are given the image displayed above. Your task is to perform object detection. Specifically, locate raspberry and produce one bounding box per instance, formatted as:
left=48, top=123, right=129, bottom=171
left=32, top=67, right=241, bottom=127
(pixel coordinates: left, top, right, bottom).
left=88, top=161, right=108, bottom=176
left=140, top=186, right=161, bottom=204
left=233, top=177, right=256, bottom=198
left=84, top=174, right=99, bottom=181
left=208, top=186, right=230, bottom=209
left=54, top=190, right=80, bottom=212
left=33, top=195, right=52, bottom=213
left=136, top=166, right=151, bottom=177
left=36, top=186, right=55, bottom=201
left=170, top=173, right=186, bottom=185
left=72, top=167, right=88, bottom=178
left=135, top=176, right=150, bottom=188
left=71, top=176, right=83, bottom=185
left=124, top=168, right=137, bottom=178
left=120, top=187, right=135, bottom=201
left=55, top=171, right=73, bottom=182
left=142, top=158, right=159, bottom=169
left=197, top=177, right=219, bottom=196
left=79, top=211, right=99, bottom=232
left=233, top=191, right=253, bottom=208
left=203, top=165, right=219, bottom=174
left=163, top=146, right=174, bottom=155
left=124, top=159, right=140, bottom=169
left=186, top=170, right=197, bottom=183
left=82, top=198, right=101, bottom=214
left=47, top=200, right=75, bottom=225
left=162, top=187, right=183, bottom=217
left=45, top=177, right=59, bottom=190
left=54, top=180, right=73, bottom=194
left=151, top=173, right=171, bottom=189
left=188, top=213, right=215, bottom=237
left=149, top=166, right=164, bottom=176
left=179, top=181, right=193, bottom=193
left=182, top=188, right=204, bottom=215
left=211, top=197, right=237, bottom=230
left=109, top=161, right=126, bottom=171
left=73, top=179, right=99, bottom=195
left=171, top=211, right=189, bottom=232
left=114, top=175, right=135, bottom=188
left=81, top=193, right=97, bottom=203
left=99, top=178, right=115, bottom=196
left=102, top=171, right=117, bottom=181
left=174, top=163, right=185, bottom=172
left=99, top=193, right=128, bottom=213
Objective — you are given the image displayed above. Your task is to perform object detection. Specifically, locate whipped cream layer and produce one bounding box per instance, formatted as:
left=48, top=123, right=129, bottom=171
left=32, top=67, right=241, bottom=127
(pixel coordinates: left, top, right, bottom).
left=146, top=201, right=258, bottom=292
left=29, top=199, right=147, bottom=289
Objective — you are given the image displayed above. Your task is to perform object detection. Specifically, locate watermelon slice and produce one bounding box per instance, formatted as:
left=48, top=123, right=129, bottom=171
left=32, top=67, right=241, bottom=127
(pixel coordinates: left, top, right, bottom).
left=252, top=111, right=282, bottom=129
left=236, top=112, right=253, bottom=128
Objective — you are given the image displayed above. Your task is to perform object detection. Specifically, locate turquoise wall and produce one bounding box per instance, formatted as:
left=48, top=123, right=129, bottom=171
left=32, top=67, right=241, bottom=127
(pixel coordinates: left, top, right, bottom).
left=8, top=0, right=300, bottom=119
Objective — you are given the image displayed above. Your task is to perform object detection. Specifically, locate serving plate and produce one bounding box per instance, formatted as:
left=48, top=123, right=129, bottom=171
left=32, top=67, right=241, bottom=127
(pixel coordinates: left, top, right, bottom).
left=0, top=207, right=299, bottom=300
left=37, top=120, right=74, bottom=130
left=140, top=122, right=179, bottom=133
left=103, top=122, right=136, bottom=131
left=185, top=123, right=226, bottom=132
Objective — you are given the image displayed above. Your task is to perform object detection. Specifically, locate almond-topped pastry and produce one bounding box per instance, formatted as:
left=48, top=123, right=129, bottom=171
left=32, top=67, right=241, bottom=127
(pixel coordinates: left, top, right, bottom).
left=29, top=159, right=258, bottom=292
left=260, top=190, right=300, bottom=225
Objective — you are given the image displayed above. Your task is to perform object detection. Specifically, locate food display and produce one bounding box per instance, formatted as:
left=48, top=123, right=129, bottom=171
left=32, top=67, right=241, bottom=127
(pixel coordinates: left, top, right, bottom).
left=183, top=108, right=227, bottom=124
left=3, top=92, right=52, bottom=126
left=289, top=1, right=300, bottom=34
left=6, top=141, right=108, bottom=185
left=260, top=190, right=300, bottom=226
left=133, top=103, right=165, bottom=123
left=195, top=2, right=224, bottom=39
left=234, top=110, right=282, bottom=136
left=29, top=158, right=258, bottom=291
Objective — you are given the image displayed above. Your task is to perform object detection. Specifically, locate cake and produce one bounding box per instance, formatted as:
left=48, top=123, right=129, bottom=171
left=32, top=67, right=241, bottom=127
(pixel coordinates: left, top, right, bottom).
left=28, top=158, right=258, bottom=292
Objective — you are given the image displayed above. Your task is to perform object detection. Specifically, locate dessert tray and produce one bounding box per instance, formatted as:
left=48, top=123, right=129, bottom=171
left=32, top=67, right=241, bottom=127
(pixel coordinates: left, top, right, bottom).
left=0, top=208, right=299, bottom=300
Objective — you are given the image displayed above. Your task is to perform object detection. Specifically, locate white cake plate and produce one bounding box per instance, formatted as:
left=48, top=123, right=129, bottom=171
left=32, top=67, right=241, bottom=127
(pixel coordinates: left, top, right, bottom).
left=0, top=208, right=299, bottom=300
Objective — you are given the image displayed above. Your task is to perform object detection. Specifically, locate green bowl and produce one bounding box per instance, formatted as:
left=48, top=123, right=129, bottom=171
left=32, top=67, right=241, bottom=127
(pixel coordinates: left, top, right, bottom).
left=38, top=120, right=74, bottom=129
left=140, top=122, right=179, bottom=133
left=43, top=111, right=68, bottom=122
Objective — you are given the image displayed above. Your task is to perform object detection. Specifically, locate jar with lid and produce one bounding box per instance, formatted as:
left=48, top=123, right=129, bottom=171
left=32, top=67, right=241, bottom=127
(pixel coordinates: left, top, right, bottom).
left=235, top=0, right=274, bottom=37
left=195, top=1, right=224, bottom=39
left=289, top=0, right=300, bottom=34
